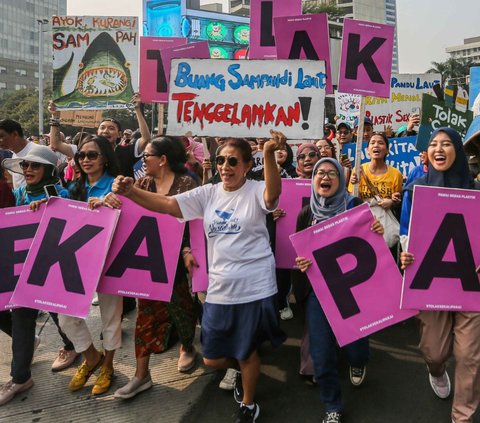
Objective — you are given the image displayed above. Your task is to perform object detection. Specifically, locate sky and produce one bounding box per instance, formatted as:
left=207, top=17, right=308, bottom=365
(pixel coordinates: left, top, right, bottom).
left=67, top=0, right=480, bottom=74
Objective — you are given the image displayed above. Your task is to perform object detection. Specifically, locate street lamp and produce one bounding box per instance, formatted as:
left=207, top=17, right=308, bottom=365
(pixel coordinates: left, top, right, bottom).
left=37, top=18, right=49, bottom=137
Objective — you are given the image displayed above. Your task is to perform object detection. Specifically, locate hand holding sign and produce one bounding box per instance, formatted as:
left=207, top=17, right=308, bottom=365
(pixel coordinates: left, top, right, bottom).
left=113, top=176, right=134, bottom=196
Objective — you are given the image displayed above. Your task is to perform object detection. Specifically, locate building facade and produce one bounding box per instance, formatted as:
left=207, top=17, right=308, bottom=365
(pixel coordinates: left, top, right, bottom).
left=446, top=36, right=480, bottom=64
left=0, top=0, right=67, bottom=96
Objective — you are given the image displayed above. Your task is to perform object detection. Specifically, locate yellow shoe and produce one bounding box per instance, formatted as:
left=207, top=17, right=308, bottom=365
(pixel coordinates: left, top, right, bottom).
left=92, top=366, right=114, bottom=395
left=68, top=355, right=104, bottom=392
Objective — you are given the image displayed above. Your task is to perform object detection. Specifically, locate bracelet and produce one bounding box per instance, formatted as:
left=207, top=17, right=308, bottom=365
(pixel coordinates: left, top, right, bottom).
left=49, top=117, right=61, bottom=127
left=182, top=248, right=192, bottom=257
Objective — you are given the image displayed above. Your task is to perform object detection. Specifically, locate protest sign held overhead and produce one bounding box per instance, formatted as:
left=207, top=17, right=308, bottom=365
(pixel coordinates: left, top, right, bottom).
left=167, top=59, right=326, bottom=139
left=274, top=14, right=333, bottom=94
left=97, top=196, right=185, bottom=302
left=401, top=186, right=480, bottom=312
left=11, top=198, right=120, bottom=318
left=338, top=19, right=395, bottom=98
left=249, top=0, right=302, bottom=59
left=336, top=74, right=441, bottom=131
left=140, top=36, right=187, bottom=103
left=275, top=179, right=311, bottom=269
left=0, top=206, right=42, bottom=310
left=52, top=16, right=139, bottom=110
left=290, top=203, right=416, bottom=347
left=469, top=66, right=480, bottom=115
left=416, top=94, right=474, bottom=151
left=59, top=110, right=103, bottom=128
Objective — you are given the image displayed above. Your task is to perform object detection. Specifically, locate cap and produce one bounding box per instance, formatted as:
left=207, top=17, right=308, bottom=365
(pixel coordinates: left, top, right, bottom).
left=354, top=116, right=373, bottom=128
left=2, top=144, right=58, bottom=174
left=336, top=121, right=351, bottom=131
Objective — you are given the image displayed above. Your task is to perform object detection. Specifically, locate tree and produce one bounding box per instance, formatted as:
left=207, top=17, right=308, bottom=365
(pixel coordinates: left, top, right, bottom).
left=302, top=0, right=346, bottom=21
left=427, top=57, right=474, bottom=90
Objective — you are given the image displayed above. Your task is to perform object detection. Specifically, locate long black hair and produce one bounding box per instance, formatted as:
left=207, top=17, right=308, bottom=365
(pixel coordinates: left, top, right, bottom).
left=70, top=136, right=119, bottom=201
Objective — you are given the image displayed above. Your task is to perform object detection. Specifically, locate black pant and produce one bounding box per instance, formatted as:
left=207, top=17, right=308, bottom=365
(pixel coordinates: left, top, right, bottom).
left=49, top=312, right=75, bottom=351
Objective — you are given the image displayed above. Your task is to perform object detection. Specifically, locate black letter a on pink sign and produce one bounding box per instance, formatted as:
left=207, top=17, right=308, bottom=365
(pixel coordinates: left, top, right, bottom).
left=106, top=216, right=168, bottom=283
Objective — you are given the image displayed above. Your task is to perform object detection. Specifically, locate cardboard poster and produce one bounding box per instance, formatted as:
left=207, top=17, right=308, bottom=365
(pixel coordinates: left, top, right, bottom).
left=335, top=73, right=441, bottom=131
left=97, top=196, right=184, bottom=302
left=52, top=16, right=139, bottom=110
left=401, top=186, right=480, bottom=312
left=338, top=19, right=394, bottom=98
left=416, top=94, right=474, bottom=151
left=290, top=203, right=416, bottom=346
left=59, top=110, right=103, bottom=128
left=11, top=198, right=120, bottom=318
left=275, top=179, right=311, bottom=269
left=274, top=14, right=333, bottom=94
left=139, top=36, right=187, bottom=103
left=249, top=0, right=302, bottom=59
left=167, top=58, right=326, bottom=139
left=0, top=206, right=43, bottom=310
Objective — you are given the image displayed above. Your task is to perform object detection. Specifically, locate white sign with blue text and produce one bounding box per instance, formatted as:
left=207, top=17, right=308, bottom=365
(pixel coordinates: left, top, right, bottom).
left=167, top=59, right=326, bottom=139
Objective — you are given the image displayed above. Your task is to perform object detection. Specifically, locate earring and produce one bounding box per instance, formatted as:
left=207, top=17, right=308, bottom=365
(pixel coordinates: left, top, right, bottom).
left=243, top=172, right=247, bottom=177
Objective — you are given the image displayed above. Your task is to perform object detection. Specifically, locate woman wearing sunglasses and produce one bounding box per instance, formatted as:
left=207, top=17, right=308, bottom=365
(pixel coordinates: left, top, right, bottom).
left=110, top=131, right=287, bottom=423
left=295, top=143, right=321, bottom=179
left=112, top=137, right=199, bottom=399
left=295, top=158, right=383, bottom=423
left=0, top=144, right=72, bottom=406
left=57, top=136, right=122, bottom=396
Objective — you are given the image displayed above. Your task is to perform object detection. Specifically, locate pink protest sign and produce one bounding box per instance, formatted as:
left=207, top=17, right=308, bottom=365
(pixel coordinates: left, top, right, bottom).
left=140, top=36, right=187, bottom=103
left=274, top=14, right=333, bottom=94
left=290, top=203, right=416, bottom=346
left=275, top=179, right=311, bottom=269
left=401, top=186, right=480, bottom=311
left=11, top=198, right=120, bottom=318
left=189, top=219, right=209, bottom=293
left=160, top=41, right=211, bottom=93
left=338, top=19, right=394, bottom=98
left=0, top=205, right=43, bottom=310
left=97, top=196, right=185, bottom=302
left=249, top=0, right=302, bottom=59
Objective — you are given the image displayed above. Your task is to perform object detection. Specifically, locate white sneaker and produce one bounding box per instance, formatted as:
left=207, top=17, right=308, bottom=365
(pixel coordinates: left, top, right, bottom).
left=429, top=371, right=451, bottom=399
left=219, top=368, right=239, bottom=391
left=114, top=374, right=153, bottom=399
left=280, top=306, right=293, bottom=320
left=91, top=295, right=99, bottom=306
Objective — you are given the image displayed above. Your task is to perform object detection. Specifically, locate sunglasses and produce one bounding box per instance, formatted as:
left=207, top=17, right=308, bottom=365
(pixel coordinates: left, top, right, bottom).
left=297, top=151, right=318, bottom=161
left=316, top=169, right=339, bottom=179
left=76, top=151, right=101, bottom=161
left=19, top=161, right=42, bottom=170
left=216, top=155, right=239, bottom=167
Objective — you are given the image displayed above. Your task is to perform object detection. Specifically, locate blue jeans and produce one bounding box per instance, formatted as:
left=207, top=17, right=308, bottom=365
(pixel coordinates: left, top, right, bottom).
left=306, top=292, right=369, bottom=412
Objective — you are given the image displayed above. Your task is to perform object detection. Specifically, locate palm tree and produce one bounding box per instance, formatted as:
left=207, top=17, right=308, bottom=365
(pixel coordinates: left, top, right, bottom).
left=427, top=58, right=474, bottom=90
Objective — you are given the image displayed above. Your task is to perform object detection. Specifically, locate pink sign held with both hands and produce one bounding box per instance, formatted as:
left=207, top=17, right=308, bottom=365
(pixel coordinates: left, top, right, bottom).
left=338, top=19, right=394, bottom=99
left=189, top=219, right=209, bottom=293
left=275, top=179, right=311, bottom=269
left=0, top=205, right=43, bottom=310
left=140, top=37, right=187, bottom=103
left=274, top=14, right=333, bottom=94
left=11, top=198, right=120, bottom=318
left=290, top=203, right=416, bottom=346
left=401, top=186, right=480, bottom=312
left=249, top=0, right=302, bottom=59
left=97, top=196, right=185, bottom=302
left=160, top=41, right=211, bottom=94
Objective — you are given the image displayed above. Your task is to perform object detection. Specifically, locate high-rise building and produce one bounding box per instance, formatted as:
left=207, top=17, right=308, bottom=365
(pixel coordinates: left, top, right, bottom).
left=446, top=36, right=480, bottom=64
left=303, top=0, right=399, bottom=72
left=0, top=0, right=67, bottom=96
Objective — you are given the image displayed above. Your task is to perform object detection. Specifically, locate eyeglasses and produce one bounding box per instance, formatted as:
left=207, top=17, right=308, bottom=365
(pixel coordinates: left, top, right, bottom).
left=316, top=169, right=339, bottom=179
left=19, top=161, right=42, bottom=170
left=142, top=153, right=158, bottom=160
left=76, top=151, right=101, bottom=161
left=216, top=155, right=239, bottom=167
left=297, top=151, right=318, bottom=161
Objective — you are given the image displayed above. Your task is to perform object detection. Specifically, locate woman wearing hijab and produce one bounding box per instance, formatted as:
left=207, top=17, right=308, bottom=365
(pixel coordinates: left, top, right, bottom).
left=295, top=157, right=383, bottom=423
left=295, top=143, right=321, bottom=179
left=400, top=128, right=480, bottom=423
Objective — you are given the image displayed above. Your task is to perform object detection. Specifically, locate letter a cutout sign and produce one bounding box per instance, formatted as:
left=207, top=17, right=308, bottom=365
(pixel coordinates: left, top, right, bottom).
left=338, top=19, right=394, bottom=98
left=401, top=186, right=480, bottom=312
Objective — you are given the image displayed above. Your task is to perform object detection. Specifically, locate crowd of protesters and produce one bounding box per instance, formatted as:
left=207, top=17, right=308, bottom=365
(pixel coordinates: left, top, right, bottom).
left=0, top=94, right=479, bottom=423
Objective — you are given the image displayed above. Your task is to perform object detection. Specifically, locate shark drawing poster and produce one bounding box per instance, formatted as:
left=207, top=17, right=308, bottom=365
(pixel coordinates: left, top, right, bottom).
left=52, top=16, right=139, bottom=110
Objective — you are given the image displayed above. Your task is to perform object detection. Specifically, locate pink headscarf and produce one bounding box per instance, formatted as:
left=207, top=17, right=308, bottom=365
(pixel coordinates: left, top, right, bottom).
left=295, top=143, right=320, bottom=179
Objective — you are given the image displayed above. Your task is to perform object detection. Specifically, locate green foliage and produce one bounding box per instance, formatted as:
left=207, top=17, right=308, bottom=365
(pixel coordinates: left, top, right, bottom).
left=302, top=0, right=346, bottom=20
left=427, top=57, right=475, bottom=90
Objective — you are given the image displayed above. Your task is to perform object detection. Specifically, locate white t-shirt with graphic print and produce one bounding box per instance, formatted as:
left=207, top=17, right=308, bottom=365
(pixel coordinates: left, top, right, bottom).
left=175, top=179, right=277, bottom=305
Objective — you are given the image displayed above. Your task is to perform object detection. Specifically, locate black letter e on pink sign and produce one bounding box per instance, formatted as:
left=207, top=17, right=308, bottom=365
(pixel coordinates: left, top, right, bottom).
left=313, top=237, right=377, bottom=319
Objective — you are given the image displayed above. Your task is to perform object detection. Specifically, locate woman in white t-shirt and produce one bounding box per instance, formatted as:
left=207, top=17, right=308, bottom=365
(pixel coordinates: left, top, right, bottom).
left=108, top=132, right=286, bottom=423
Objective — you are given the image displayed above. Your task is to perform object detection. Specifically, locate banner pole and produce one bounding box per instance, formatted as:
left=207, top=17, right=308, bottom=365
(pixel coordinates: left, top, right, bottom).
left=157, top=104, right=164, bottom=135
left=353, top=96, right=366, bottom=197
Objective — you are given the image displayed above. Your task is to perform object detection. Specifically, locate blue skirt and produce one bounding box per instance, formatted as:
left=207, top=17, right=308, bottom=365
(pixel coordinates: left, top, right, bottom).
left=201, top=295, right=286, bottom=361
